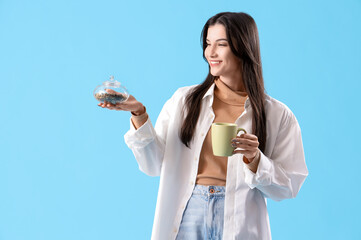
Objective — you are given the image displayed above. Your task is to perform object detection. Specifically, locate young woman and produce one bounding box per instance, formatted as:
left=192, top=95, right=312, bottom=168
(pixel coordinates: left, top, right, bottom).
left=99, top=12, right=308, bottom=240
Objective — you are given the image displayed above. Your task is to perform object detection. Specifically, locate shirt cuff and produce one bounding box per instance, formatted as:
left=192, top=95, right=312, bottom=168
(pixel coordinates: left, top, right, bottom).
left=243, top=151, right=273, bottom=189
left=124, top=116, right=155, bottom=148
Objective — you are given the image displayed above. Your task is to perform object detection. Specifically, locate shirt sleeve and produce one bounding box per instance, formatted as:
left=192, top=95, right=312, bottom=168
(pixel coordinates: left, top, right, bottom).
left=243, top=113, right=308, bottom=201
left=124, top=95, right=174, bottom=177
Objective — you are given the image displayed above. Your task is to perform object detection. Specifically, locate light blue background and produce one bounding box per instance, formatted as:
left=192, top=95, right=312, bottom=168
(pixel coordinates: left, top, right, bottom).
left=1, top=0, right=360, bottom=239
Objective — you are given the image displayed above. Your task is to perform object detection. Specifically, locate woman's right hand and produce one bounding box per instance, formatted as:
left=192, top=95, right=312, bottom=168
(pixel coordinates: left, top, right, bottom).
left=98, top=89, right=146, bottom=115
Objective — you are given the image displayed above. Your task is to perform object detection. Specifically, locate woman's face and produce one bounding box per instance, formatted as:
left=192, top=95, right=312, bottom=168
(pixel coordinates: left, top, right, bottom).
left=204, top=24, right=241, bottom=79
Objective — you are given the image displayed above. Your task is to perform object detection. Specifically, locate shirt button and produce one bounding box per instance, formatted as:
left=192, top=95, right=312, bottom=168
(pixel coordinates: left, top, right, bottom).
left=190, top=181, right=194, bottom=185
left=194, top=157, right=197, bottom=161
left=173, top=227, right=178, bottom=233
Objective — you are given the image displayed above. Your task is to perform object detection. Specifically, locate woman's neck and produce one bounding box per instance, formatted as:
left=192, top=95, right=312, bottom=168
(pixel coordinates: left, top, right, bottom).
left=218, top=74, right=245, bottom=92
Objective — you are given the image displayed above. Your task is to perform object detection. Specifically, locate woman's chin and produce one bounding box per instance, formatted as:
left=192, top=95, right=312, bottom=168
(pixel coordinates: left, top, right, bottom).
left=210, top=71, right=220, bottom=77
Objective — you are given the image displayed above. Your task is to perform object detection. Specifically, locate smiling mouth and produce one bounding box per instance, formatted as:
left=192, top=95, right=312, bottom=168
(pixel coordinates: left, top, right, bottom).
left=210, top=61, right=222, bottom=66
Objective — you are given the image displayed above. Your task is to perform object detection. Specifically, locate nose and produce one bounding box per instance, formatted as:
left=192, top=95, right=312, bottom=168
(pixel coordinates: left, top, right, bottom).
left=210, top=46, right=217, bottom=58
left=207, top=44, right=218, bottom=58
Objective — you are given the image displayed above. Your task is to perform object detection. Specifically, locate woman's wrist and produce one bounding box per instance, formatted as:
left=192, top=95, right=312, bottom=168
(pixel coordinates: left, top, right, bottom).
left=250, top=150, right=260, bottom=163
left=130, top=106, right=148, bottom=130
left=131, top=105, right=146, bottom=116
left=243, top=150, right=260, bottom=173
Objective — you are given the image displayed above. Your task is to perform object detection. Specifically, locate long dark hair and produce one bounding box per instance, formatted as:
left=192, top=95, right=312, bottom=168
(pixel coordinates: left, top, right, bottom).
left=180, top=12, right=267, bottom=152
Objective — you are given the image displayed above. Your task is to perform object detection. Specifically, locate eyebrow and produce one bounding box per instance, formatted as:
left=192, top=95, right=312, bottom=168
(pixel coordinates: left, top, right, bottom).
left=206, top=38, right=228, bottom=42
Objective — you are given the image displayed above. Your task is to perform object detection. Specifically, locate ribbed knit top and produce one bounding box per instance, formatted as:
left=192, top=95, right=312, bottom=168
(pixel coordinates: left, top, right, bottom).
left=196, top=78, right=248, bottom=186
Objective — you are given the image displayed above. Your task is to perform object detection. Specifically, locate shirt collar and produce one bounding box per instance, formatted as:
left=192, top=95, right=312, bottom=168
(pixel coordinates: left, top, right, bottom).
left=203, top=83, right=215, bottom=99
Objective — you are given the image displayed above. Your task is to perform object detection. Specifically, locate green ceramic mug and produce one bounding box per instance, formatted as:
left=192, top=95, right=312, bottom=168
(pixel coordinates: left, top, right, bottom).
left=211, top=122, right=247, bottom=157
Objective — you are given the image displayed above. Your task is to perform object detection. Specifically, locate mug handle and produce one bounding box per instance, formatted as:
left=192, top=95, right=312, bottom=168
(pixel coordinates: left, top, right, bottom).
left=236, top=128, right=247, bottom=136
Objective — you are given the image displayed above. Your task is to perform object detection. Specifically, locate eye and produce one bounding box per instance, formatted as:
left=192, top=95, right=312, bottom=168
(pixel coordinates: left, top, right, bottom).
left=205, top=43, right=227, bottom=46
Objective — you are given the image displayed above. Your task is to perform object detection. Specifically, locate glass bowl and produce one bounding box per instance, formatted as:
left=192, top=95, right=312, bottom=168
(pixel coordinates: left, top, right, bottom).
left=93, top=75, right=129, bottom=104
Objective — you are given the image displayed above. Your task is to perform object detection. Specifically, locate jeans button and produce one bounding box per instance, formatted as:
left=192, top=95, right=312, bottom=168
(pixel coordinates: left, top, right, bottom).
left=209, top=188, right=215, bottom=194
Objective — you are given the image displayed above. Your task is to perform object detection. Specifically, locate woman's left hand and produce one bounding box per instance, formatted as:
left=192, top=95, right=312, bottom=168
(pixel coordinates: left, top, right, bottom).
left=231, top=133, right=260, bottom=162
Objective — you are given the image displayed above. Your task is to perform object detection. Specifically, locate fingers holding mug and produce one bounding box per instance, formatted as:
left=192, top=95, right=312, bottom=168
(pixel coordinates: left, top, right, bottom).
left=231, top=133, right=259, bottom=159
left=231, top=134, right=259, bottom=149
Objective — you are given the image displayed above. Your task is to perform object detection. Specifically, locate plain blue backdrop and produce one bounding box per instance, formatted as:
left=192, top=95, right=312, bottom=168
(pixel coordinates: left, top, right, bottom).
left=1, top=0, right=360, bottom=239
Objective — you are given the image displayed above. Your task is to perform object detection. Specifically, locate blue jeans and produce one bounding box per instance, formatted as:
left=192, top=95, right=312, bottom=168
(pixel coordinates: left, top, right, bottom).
left=176, top=184, right=226, bottom=240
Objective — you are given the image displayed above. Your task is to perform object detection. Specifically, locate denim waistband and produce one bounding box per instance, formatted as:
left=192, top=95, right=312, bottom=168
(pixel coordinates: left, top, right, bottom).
left=192, top=184, right=226, bottom=196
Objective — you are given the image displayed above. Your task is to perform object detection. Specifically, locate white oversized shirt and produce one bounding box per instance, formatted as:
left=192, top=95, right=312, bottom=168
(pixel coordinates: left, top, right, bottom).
left=124, top=83, right=308, bottom=240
